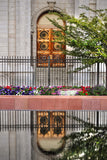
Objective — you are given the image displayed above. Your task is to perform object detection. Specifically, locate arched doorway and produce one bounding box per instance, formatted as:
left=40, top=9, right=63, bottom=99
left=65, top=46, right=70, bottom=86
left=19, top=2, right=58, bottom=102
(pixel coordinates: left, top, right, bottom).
left=37, top=111, right=65, bottom=153
left=37, top=12, right=65, bottom=67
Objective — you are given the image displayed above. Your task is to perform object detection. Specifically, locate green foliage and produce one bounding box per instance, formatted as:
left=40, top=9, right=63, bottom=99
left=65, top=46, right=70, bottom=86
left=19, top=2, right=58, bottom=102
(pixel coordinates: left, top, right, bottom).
left=89, top=85, right=107, bottom=95
left=48, top=6, right=107, bottom=67
left=48, top=6, right=107, bottom=88
left=54, top=117, right=107, bottom=160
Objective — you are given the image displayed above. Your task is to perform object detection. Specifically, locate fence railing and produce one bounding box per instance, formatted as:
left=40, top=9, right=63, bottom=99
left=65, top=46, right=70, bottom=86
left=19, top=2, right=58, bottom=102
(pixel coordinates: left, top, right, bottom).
left=0, top=56, right=106, bottom=87
left=0, top=111, right=107, bottom=131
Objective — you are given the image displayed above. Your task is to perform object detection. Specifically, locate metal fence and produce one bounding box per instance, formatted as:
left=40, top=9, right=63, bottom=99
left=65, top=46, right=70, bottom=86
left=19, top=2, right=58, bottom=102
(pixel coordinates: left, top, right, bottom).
left=0, top=56, right=106, bottom=87
left=0, top=111, right=107, bottom=131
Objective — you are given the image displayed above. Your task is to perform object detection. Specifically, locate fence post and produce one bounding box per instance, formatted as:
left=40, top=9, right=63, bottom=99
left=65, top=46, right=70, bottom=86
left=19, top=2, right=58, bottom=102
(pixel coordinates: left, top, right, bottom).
left=33, top=57, right=36, bottom=86
left=97, top=111, right=99, bottom=127
left=106, top=63, right=107, bottom=88
left=97, top=62, right=99, bottom=86
left=31, top=111, right=34, bottom=132
left=48, top=56, right=50, bottom=86
left=48, top=111, right=50, bottom=131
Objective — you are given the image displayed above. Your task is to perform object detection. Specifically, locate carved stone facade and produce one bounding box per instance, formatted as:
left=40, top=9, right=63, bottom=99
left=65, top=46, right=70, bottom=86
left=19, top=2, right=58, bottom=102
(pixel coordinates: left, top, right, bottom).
left=1, top=0, right=106, bottom=57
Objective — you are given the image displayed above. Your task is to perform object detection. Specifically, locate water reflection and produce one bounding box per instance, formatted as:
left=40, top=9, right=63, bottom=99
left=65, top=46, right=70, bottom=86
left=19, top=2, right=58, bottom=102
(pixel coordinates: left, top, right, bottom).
left=0, top=129, right=53, bottom=160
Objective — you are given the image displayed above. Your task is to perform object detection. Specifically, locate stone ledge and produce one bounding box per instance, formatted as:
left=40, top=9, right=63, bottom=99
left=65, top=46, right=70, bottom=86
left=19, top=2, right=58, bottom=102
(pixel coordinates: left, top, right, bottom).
left=0, top=95, right=107, bottom=110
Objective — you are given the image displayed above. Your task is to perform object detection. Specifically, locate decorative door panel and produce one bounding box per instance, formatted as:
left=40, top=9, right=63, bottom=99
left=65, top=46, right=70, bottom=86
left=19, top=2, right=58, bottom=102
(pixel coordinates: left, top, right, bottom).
left=37, top=29, right=50, bottom=67
left=51, top=112, right=65, bottom=137
left=37, top=29, right=65, bottom=67
left=37, top=111, right=50, bottom=138
left=37, top=111, right=65, bottom=138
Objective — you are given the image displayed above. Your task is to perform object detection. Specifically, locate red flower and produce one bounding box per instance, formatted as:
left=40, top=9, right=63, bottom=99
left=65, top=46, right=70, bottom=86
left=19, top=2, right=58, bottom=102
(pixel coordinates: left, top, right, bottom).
left=81, top=86, right=85, bottom=89
left=29, top=87, right=32, bottom=90
left=34, top=87, right=36, bottom=89
left=86, top=86, right=90, bottom=88
left=5, top=86, right=11, bottom=90
left=85, top=93, right=88, bottom=95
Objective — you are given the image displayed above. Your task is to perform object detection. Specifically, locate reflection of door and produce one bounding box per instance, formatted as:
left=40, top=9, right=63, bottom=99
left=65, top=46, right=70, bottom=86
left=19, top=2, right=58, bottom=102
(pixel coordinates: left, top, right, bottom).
left=37, top=111, right=65, bottom=138
left=37, top=111, right=65, bottom=153
left=37, top=28, right=65, bottom=67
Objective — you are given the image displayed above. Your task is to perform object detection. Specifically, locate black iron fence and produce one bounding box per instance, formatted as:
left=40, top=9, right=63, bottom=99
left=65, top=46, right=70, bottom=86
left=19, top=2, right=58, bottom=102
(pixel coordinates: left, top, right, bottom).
left=0, top=111, right=107, bottom=131
left=0, top=56, right=106, bottom=87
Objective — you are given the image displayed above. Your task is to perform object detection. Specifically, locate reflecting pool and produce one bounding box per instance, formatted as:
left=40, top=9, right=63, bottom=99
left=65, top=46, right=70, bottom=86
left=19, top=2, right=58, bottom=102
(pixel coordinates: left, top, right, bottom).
left=0, top=129, right=54, bottom=160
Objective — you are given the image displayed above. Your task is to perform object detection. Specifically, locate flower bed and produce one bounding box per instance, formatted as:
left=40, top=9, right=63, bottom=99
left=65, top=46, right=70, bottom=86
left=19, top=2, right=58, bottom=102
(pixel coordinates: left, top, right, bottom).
left=0, top=86, right=107, bottom=110
left=0, top=85, right=107, bottom=96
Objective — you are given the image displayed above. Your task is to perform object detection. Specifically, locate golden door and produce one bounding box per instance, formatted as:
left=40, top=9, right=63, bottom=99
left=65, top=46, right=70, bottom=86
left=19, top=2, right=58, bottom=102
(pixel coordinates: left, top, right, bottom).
left=37, top=111, right=65, bottom=138
left=37, top=28, right=65, bottom=67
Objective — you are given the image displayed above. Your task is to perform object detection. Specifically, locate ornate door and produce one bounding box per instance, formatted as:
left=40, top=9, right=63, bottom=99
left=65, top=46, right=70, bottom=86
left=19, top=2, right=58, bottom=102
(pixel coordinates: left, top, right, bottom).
left=37, top=28, right=65, bottom=67
left=37, top=111, right=65, bottom=153
left=37, top=111, right=65, bottom=137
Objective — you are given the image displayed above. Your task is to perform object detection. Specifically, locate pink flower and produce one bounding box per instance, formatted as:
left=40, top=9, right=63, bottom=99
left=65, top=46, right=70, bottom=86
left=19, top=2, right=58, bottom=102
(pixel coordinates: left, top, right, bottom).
left=57, top=86, right=62, bottom=88
left=51, top=92, right=56, bottom=95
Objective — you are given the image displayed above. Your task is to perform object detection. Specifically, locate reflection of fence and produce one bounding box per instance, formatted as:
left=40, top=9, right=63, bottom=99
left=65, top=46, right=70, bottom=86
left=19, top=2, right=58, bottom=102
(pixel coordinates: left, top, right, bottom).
left=0, top=111, right=107, bottom=131
left=0, top=56, right=106, bottom=86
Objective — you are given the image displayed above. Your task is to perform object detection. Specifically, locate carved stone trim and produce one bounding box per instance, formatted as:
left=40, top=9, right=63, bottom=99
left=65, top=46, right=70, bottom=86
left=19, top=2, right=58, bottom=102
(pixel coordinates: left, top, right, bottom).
left=47, top=1, right=56, bottom=11
left=31, top=6, right=61, bottom=57
left=31, top=23, right=35, bottom=34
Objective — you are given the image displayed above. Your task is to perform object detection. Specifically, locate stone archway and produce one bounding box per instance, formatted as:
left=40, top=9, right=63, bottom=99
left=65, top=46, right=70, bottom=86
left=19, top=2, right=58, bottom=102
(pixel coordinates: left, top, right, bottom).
left=37, top=111, right=65, bottom=153
left=37, top=12, right=65, bottom=67
left=31, top=5, right=63, bottom=58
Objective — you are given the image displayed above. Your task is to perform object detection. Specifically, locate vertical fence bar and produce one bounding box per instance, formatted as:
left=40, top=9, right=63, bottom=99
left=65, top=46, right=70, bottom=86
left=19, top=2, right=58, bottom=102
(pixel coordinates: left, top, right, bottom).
left=48, top=111, right=50, bottom=131
left=31, top=111, right=33, bottom=131
left=97, top=111, right=99, bottom=127
left=29, top=56, right=31, bottom=86
left=33, top=57, right=36, bottom=86
left=24, top=56, right=26, bottom=86
left=48, top=56, right=50, bottom=86
left=97, top=62, right=99, bottom=86
left=106, top=63, right=107, bottom=88
left=1, top=56, right=3, bottom=85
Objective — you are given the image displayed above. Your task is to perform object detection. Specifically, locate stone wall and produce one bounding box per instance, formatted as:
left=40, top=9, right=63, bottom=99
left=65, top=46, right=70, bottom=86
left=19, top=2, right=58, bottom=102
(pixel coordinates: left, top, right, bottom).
left=0, top=0, right=31, bottom=57
left=0, top=0, right=107, bottom=57
left=0, top=0, right=8, bottom=56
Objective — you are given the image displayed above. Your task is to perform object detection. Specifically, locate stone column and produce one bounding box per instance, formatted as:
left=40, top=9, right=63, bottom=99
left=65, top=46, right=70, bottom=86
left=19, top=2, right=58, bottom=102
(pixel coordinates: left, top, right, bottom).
left=74, top=0, right=79, bottom=18
left=16, top=0, right=31, bottom=56
left=9, top=132, right=16, bottom=160
left=0, top=0, right=8, bottom=56
left=8, top=0, right=16, bottom=56
left=16, top=130, right=31, bottom=160
left=0, top=131, right=9, bottom=160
